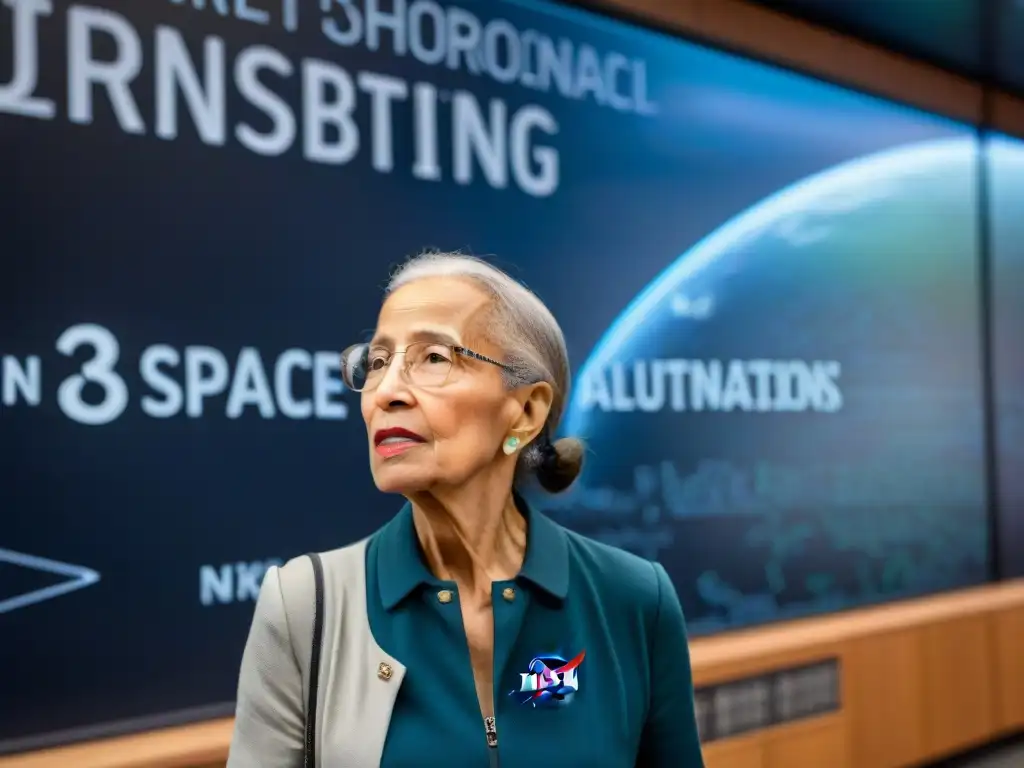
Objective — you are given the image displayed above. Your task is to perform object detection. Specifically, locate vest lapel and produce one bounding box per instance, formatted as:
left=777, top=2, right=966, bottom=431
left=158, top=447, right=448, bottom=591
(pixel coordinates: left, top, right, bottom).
left=319, top=539, right=407, bottom=767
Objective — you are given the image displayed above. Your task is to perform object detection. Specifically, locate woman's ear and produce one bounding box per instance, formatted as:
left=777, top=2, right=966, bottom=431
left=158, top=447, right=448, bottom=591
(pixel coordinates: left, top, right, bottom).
left=510, top=382, right=554, bottom=444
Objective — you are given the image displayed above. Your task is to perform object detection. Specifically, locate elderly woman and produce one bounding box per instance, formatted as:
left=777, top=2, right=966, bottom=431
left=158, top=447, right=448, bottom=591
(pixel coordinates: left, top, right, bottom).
left=227, top=253, right=705, bottom=767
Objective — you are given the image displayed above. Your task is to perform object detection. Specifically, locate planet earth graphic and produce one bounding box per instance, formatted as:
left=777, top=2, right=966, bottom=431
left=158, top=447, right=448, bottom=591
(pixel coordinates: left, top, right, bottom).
left=535, top=137, right=993, bottom=633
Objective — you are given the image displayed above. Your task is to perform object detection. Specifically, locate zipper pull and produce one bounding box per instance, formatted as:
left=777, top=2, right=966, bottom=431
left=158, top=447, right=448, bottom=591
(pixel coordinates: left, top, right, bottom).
left=483, top=716, right=498, bottom=748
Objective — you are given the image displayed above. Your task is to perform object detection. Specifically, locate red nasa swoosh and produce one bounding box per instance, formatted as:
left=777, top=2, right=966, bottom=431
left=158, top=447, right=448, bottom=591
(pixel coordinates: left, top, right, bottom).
left=554, top=650, right=586, bottom=676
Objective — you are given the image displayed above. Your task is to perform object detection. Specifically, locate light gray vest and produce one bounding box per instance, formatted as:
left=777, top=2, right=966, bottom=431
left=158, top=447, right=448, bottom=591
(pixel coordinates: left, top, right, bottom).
left=227, top=540, right=406, bottom=768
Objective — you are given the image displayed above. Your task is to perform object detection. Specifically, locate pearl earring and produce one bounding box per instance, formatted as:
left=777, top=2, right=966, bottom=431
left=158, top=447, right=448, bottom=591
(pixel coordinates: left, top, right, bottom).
left=502, top=436, right=520, bottom=455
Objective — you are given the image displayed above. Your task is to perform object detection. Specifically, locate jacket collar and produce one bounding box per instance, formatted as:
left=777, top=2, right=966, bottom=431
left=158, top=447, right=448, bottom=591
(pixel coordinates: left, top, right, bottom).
left=376, top=491, right=570, bottom=611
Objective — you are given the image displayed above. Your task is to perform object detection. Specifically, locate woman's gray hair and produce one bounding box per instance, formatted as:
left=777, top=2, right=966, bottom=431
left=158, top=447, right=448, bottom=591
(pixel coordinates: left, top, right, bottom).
left=386, top=251, right=584, bottom=493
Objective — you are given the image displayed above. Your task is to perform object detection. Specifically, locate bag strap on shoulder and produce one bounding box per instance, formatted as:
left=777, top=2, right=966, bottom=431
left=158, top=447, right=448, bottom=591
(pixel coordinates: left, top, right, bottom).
left=304, top=552, right=325, bottom=768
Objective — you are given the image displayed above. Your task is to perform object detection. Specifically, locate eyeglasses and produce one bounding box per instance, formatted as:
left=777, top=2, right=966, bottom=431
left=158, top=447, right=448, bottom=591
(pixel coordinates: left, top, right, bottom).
left=340, top=341, right=513, bottom=392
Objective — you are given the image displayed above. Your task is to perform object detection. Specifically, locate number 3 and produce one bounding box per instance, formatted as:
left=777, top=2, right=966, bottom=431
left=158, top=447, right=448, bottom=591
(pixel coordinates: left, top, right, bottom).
left=56, top=324, right=129, bottom=425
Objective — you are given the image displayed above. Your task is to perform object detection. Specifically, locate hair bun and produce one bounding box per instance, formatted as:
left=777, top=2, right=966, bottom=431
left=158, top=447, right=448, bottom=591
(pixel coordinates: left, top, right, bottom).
left=535, top=436, right=584, bottom=493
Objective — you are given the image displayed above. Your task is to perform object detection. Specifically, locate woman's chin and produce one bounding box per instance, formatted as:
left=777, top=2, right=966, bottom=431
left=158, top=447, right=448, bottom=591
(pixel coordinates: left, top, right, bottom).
left=372, top=466, right=433, bottom=495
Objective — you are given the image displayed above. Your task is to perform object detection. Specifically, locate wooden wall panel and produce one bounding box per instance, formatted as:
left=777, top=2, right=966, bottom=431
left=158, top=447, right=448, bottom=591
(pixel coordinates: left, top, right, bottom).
left=846, top=629, right=926, bottom=768
left=702, top=732, right=764, bottom=768
left=993, top=607, right=1024, bottom=733
left=992, top=92, right=1024, bottom=137
left=763, top=716, right=848, bottom=768
left=702, top=715, right=849, bottom=768
left=920, top=616, right=996, bottom=759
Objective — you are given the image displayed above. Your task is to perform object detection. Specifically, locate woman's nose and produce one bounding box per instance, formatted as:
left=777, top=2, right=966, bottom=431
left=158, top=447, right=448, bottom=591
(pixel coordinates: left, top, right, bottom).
left=373, top=358, right=413, bottom=408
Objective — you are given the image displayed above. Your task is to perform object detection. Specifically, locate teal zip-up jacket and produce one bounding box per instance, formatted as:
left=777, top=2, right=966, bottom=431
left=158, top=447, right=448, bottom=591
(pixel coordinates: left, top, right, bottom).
left=228, top=497, right=706, bottom=767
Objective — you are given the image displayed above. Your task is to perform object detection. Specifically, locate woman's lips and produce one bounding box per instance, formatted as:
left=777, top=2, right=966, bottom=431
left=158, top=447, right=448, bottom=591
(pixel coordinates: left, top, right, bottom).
left=375, top=437, right=422, bottom=458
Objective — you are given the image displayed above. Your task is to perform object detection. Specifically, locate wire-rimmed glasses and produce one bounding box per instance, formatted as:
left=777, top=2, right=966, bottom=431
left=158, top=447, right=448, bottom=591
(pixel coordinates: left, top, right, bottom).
left=340, top=341, right=512, bottom=392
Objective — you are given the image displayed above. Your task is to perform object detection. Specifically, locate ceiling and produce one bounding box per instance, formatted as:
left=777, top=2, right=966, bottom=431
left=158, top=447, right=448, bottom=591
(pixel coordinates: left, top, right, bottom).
left=751, top=0, right=1024, bottom=94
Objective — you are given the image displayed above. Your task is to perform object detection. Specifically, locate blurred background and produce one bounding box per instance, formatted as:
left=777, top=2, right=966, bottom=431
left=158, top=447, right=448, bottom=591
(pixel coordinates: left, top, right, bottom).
left=3, top=0, right=1024, bottom=766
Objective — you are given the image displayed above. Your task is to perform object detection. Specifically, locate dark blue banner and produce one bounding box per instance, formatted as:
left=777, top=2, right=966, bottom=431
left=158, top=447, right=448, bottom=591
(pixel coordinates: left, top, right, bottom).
left=0, top=0, right=988, bottom=751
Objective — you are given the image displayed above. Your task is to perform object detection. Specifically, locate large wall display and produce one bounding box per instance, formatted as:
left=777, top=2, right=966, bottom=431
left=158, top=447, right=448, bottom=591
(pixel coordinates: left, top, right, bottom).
left=989, top=133, right=1024, bottom=578
left=0, top=0, right=988, bottom=751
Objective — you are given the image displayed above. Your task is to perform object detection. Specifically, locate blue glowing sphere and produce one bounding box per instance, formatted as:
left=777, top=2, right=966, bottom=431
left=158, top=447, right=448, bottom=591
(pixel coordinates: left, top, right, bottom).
left=541, top=138, right=990, bottom=631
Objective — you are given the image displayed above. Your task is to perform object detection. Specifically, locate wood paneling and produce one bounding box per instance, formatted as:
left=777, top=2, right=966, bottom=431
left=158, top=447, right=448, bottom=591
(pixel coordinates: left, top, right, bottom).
left=703, top=731, right=764, bottom=768
left=994, top=607, right=1024, bottom=733
left=763, top=716, right=848, bottom=768
left=690, top=582, right=1024, bottom=768
left=992, top=91, right=1024, bottom=136
left=920, top=616, right=996, bottom=759
left=846, top=629, right=926, bottom=768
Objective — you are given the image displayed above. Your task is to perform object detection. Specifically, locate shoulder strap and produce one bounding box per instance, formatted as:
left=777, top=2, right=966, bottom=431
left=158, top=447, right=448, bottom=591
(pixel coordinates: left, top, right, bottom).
left=304, top=552, right=325, bottom=768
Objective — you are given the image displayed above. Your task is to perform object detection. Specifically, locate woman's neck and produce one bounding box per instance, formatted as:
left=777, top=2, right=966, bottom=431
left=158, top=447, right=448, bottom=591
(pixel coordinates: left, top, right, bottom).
left=410, top=481, right=527, bottom=602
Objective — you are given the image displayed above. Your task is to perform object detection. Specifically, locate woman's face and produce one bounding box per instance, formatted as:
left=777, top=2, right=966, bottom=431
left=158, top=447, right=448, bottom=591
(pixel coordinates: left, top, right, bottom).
left=360, top=276, right=530, bottom=494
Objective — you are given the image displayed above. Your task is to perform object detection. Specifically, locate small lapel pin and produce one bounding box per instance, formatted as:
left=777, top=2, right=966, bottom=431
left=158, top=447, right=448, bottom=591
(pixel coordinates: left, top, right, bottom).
left=378, top=661, right=394, bottom=681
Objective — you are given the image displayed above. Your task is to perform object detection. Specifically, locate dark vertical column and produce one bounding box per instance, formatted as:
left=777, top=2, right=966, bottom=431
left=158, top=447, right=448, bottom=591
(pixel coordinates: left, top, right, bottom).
left=977, top=0, right=1000, bottom=581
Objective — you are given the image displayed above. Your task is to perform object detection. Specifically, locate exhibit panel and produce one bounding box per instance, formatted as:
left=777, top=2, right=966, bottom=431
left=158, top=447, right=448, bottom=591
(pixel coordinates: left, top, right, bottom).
left=0, top=0, right=989, bottom=751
